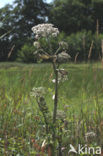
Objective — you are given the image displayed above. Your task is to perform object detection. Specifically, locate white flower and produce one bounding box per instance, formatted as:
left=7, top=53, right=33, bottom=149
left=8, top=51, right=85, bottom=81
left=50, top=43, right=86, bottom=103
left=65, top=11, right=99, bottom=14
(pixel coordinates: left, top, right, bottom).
left=85, top=132, right=96, bottom=137
left=52, top=78, right=60, bottom=84
left=30, top=87, right=46, bottom=97
left=35, top=34, right=39, bottom=39
left=52, top=94, right=55, bottom=100
left=51, top=69, right=68, bottom=84
left=52, top=32, right=58, bottom=37
left=32, top=23, right=59, bottom=39
left=52, top=79, right=56, bottom=83
left=33, top=41, right=40, bottom=48
left=58, top=69, right=68, bottom=82
left=85, top=132, right=96, bottom=141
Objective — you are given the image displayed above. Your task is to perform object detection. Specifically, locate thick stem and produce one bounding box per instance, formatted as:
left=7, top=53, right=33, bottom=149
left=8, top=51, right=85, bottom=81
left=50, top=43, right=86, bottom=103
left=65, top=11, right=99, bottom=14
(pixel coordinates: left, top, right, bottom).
left=52, top=62, right=58, bottom=144
left=51, top=62, right=59, bottom=155
left=53, top=63, right=58, bottom=124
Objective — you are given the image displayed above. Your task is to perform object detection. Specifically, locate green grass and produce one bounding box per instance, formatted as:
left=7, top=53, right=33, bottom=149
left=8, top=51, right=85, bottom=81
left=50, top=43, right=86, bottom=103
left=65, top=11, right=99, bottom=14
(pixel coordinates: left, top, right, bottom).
left=0, top=62, right=103, bottom=155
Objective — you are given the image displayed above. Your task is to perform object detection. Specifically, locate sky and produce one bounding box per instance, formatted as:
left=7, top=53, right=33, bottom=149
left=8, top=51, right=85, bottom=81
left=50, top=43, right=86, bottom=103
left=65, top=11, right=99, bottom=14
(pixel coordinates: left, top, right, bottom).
left=0, top=0, right=52, bottom=8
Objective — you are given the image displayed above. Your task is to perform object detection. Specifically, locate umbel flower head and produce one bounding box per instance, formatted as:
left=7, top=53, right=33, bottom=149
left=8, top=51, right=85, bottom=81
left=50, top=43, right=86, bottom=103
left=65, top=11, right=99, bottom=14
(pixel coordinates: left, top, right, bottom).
left=32, top=23, right=71, bottom=63
left=52, top=69, right=68, bottom=84
left=30, top=87, right=46, bottom=97
left=32, top=23, right=59, bottom=39
left=57, top=51, right=71, bottom=63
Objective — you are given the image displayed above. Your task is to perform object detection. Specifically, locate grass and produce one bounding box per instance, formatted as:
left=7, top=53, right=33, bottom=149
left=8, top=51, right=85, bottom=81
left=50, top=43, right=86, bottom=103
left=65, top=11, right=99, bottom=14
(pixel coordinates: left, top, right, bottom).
left=0, top=62, right=103, bottom=155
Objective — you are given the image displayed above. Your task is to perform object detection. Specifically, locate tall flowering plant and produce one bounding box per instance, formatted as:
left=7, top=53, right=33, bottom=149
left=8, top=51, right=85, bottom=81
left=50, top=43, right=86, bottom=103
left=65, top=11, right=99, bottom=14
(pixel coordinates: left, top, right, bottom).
left=31, top=23, right=71, bottom=155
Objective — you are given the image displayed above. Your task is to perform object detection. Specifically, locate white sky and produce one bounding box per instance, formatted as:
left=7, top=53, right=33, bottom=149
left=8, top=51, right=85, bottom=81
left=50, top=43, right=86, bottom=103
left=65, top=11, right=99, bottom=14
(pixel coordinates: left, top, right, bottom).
left=0, top=0, right=52, bottom=8
left=0, top=0, right=13, bottom=8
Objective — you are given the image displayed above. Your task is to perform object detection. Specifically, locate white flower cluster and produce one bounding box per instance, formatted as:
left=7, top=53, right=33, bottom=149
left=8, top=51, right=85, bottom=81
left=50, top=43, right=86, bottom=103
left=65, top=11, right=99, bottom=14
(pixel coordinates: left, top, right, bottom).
left=32, top=23, right=59, bottom=39
left=30, top=87, right=46, bottom=97
left=57, top=51, right=71, bottom=63
left=85, top=131, right=96, bottom=141
left=52, top=69, right=68, bottom=84
left=58, top=70, right=68, bottom=82
left=85, top=131, right=96, bottom=137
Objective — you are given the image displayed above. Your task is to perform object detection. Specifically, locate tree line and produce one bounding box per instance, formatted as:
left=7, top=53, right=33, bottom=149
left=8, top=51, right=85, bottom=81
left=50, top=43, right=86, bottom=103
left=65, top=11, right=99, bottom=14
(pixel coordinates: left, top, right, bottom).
left=0, top=0, right=103, bottom=62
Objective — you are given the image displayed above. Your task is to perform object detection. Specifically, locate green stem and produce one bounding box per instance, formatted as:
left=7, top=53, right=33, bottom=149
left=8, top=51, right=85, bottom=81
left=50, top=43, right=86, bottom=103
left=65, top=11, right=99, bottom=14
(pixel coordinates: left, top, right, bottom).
left=53, top=62, right=58, bottom=124
left=52, top=62, right=58, bottom=152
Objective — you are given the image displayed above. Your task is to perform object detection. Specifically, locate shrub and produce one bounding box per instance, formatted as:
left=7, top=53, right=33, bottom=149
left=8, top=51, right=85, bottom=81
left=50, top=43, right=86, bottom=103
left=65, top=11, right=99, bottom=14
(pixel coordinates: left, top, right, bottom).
left=17, top=43, right=37, bottom=63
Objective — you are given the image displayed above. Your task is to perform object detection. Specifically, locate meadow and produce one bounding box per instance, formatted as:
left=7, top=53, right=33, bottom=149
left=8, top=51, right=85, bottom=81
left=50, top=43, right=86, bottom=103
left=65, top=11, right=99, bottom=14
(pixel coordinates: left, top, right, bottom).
left=0, top=62, right=103, bottom=155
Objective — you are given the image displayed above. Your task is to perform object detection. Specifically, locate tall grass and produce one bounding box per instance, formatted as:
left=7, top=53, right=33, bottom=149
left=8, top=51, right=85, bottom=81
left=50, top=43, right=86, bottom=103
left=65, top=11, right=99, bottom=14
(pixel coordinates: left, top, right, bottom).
left=0, top=62, right=103, bottom=155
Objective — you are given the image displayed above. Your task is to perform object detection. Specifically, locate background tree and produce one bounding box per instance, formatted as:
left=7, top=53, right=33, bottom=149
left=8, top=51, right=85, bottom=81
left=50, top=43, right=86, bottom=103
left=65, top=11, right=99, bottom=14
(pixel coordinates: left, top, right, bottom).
left=0, top=4, right=13, bottom=61
left=93, top=0, right=103, bottom=33
left=49, top=0, right=103, bottom=34
left=0, top=0, right=103, bottom=62
left=0, top=0, right=49, bottom=61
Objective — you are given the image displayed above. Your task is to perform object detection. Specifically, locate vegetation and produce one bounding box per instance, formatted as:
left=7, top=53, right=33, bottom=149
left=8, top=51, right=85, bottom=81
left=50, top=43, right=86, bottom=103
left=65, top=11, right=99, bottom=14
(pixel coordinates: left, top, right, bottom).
left=17, top=43, right=36, bottom=63
left=49, top=0, right=103, bottom=34
left=0, top=0, right=103, bottom=62
left=0, top=0, right=103, bottom=155
left=0, top=0, right=49, bottom=61
left=66, top=31, right=103, bottom=61
left=0, top=62, right=103, bottom=155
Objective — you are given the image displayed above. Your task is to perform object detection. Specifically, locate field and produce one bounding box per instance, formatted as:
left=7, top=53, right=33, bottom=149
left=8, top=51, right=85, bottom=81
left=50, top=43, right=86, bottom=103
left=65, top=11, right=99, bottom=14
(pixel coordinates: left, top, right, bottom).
left=0, top=62, right=103, bottom=155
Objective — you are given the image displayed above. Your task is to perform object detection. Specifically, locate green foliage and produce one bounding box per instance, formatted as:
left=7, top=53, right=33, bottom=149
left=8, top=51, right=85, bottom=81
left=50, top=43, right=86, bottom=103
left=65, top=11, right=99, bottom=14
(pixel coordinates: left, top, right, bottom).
left=49, top=0, right=103, bottom=34
left=0, top=0, right=103, bottom=61
left=66, top=31, right=103, bottom=61
left=0, top=0, right=49, bottom=61
left=36, top=31, right=103, bottom=62
left=38, top=32, right=66, bottom=55
left=17, top=43, right=36, bottom=63
left=17, top=33, right=67, bottom=63
left=0, top=5, right=13, bottom=61
left=49, top=0, right=93, bottom=34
